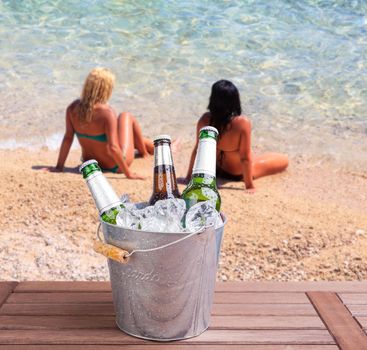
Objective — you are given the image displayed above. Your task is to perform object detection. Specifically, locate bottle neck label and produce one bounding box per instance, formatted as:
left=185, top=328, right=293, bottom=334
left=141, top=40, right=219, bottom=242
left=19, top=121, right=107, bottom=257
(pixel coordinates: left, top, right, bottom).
left=192, top=137, right=216, bottom=177
left=86, top=172, right=122, bottom=214
left=191, top=173, right=217, bottom=186
left=154, top=144, right=173, bottom=166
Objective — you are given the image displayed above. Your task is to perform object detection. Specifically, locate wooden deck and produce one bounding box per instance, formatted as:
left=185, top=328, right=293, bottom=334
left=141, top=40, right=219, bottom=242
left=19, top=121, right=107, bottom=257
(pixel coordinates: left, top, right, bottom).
left=1, top=281, right=367, bottom=349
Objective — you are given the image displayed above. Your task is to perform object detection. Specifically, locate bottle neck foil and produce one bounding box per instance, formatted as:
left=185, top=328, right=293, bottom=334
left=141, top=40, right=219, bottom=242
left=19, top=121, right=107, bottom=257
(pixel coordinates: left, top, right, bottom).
left=154, top=143, right=173, bottom=167
left=192, top=137, right=217, bottom=177
left=86, top=172, right=122, bottom=214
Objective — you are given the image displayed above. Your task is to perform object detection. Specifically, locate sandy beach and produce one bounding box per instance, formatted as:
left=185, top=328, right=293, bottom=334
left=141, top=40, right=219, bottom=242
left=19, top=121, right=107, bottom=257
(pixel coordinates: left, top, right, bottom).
left=1, top=144, right=366, bottom=282
left=2, top=0, right=367, bottom=286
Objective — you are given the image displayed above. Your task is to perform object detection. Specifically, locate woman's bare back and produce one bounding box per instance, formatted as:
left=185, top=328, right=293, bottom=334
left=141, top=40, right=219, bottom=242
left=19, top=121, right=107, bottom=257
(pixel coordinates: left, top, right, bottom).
left=68, top=100, right=117, bottom=169
left=200, top=113, right=250, bottom=176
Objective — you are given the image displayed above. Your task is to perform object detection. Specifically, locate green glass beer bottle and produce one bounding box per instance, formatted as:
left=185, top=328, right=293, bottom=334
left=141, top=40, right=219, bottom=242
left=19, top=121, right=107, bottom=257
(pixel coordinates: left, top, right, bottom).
left=182, top=126, right=221, bottom=211
left=79, top=160, right=124, bottom=224
left=149, top=135, right=180, bottom=205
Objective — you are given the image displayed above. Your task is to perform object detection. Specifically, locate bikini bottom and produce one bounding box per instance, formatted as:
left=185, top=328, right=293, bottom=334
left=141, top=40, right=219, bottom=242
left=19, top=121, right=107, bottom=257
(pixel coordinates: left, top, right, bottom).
left=100, top=165, right=119, bottom=173
left=216, top=167, right=243, bottom=181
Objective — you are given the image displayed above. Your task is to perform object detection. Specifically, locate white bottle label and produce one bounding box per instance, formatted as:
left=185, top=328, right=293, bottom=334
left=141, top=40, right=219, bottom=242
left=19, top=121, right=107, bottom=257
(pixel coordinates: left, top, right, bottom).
left=86, top=172, right=121, bottom=214
left=192, top=137, right=216, bottom=177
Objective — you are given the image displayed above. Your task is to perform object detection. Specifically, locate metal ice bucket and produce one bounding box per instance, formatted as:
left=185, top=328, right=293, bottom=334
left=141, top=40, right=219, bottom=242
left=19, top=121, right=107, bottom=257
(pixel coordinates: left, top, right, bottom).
left=94, top=213, right=226, bottom=341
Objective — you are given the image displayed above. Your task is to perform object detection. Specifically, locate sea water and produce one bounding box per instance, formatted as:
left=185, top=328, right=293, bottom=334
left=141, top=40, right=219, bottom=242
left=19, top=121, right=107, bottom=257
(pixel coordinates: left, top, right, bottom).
left=0, top=0, right=366, bottom=168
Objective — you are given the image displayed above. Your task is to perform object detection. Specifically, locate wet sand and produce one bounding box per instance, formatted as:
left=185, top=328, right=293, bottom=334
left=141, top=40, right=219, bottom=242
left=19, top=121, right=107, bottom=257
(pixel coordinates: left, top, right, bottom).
left=0, top=145, right=366, bottom=281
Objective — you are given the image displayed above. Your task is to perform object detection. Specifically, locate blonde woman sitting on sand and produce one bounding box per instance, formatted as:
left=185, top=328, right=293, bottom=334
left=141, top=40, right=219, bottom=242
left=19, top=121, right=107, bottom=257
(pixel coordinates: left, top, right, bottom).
left=186, top=80, right=289, bottom=193
left=50, top=67, right=153, bottom=179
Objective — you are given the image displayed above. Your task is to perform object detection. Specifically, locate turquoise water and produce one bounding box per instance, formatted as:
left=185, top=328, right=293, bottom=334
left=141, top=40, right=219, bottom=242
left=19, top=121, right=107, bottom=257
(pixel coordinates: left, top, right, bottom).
left=0, top=0, right=366, bottom=167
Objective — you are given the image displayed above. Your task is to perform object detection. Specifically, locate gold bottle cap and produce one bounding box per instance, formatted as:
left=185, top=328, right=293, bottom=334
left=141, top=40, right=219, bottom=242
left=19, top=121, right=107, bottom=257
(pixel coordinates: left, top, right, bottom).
left=200, top=126, right=219, bottom=134
left=153, top=134, right=171, bottom=143
left=79, top=159, right=98, bottom=172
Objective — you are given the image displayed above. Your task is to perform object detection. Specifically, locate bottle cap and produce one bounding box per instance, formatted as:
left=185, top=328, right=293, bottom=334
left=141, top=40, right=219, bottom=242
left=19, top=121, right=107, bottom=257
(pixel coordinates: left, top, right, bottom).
left=200, top=126, right=219, bottom=135
left=79, top=159, right=98, bottom=173
left=153, top=134, right=171, bottom=143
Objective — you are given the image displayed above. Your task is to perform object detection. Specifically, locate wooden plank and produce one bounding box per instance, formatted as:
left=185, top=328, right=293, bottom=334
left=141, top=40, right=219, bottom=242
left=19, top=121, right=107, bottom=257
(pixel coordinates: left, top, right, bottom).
left=213, top=292, right=309, bottom=304
left=6, top=292, right=113, bottom=304
left=0, top=303, right=317, bottom=317
left=15, top=281, right=367, bottom=293
left=0, top=304, right=115, bottom=316
left=0, top=329, right=334, bottom=345
left=210, top=315, right=325, bottom=330
left=0, top=315, right=325, bottom=330
left=356, top=317, right=367, bottom=329
left=0, top=345, right=340, bottom=350
left=212, top=304, right=316, bottom=316
left=346, top=305, right=367, bottom=317
left=0, top=282, right=17, bottom=308
left=7, top=292, right=309, bottom=305
left=308, top=292, right=367, bottom=350
left=189, top=330, right=334, bottom=344
left=339, top=293, right=367, bottom=305
left=0, top=315, right=116, bottom=329
left=215, top=282, right=367, bottom=293
left=14, top=282, right=111, bottom=293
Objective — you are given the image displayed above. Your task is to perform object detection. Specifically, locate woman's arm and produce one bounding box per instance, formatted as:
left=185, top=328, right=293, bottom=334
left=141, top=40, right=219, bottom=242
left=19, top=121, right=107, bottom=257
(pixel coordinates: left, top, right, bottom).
left=185, top=115, right=208, bottom=181
left=55, top=106, right=75, bottom=171
left=104, top=110, right=144, bottom=180
left=238, top=118, right=255, bottom=190
left=186, top=142, right=198, bottom=182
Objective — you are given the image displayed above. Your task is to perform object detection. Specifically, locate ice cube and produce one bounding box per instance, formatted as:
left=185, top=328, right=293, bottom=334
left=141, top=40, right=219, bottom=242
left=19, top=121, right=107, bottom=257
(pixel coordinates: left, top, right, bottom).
left=139, top=215, right=165, bottom=232
left=153, top=198, right=186, bottom=220
left=117, top=199, right=187, bottom=233
left=185, top=200, right=218, bottom=233
left=156, top=198, right=186, bottom=232
left=137, top=205, right=155, bottom=219
left=123, top=201, right=149, bottom=211
left=134, top=202, right=150, bottom=210
left=120, top=193, right=130, bottom=203
left=116, top=208, right=141, bottom=230
left=138, top=198, right=186, bottom=233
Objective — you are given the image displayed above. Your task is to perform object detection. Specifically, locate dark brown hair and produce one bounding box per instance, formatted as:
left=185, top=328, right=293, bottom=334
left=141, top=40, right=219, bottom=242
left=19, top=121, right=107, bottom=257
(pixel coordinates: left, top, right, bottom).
left=207, top=80, right=242, bottom=134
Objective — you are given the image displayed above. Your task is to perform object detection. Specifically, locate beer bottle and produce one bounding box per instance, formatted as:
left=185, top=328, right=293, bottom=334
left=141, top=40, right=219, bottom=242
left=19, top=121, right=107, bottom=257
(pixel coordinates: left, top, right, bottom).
left=79, top=159, right=124, bottom=224
left=182, top=126, right=221, bottom=211
left=149, top=135, right=180, bottom=205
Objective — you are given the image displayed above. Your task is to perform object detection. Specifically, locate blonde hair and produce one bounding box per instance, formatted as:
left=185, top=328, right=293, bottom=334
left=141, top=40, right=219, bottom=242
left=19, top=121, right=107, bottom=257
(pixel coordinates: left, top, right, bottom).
left=79, top=67, right=115, bottom=123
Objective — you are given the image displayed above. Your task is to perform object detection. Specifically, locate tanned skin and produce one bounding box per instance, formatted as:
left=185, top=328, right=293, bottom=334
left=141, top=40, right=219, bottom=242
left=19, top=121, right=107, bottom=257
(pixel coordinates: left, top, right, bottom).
left=49, top=99, right=154, bottom=179
left=186, top=113, right=289, bottom=193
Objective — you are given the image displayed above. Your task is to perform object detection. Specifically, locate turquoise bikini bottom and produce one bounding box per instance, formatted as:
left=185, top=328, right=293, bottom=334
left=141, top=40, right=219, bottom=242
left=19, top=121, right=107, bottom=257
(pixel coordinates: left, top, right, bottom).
left=76, top=132, right=120, bottom=173
left=100, top=165, right=119, bottom=173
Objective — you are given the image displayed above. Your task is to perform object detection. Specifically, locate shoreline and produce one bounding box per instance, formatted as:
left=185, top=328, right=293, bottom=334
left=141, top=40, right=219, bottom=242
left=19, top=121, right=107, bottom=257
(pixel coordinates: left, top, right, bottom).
left=2, top=132, right=367, bottom=176
left=0, top=147, right=366, bottom=281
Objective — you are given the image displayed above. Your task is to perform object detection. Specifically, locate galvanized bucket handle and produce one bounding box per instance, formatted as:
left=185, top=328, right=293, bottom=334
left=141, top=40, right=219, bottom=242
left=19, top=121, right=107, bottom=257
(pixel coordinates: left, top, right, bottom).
left=93, top=223, right=130, bottom=264
left=94, top=222, right=210, bottom=264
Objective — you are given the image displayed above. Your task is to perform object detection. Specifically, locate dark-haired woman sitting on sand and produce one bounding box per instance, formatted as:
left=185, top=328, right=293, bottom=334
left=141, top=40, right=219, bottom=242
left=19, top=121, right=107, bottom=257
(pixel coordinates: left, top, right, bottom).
left=50, top=67, right=154, bottom=179
left=186, top=80, right=289, bottom=193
